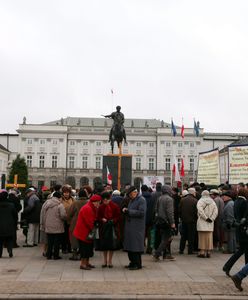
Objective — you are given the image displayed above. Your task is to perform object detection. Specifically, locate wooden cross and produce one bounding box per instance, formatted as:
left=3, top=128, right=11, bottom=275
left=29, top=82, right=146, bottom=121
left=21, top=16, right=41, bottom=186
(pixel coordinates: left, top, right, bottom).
left=5, top=174, right=26, bottom=189
left=108, top=144, right=132, bottom=190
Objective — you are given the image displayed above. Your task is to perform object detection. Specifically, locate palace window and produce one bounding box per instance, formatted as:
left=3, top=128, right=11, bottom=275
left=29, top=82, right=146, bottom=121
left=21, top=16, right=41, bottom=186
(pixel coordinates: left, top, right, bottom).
left=52, top=155, right=57, bottom=168
left=95, top=156, right=101, bottom=169
left=27, top=155, right=32, bottom=168
left=165, top=158, right=170, bottom=171
left=82, top=156, right=88, bottom=169
left=148, top=157, right=155, bottom=171
left=39, top=155, right=45, bottom=168
left=136, top=157, right=141, bottom=170
left=69, top=156, right=75, bottom=169
left=190, top=158, right=194, bottom=171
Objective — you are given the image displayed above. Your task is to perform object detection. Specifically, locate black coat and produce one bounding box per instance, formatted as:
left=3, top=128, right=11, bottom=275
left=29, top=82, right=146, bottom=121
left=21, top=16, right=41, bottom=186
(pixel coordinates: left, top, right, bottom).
left=0, top=199, right=17, bottom=237
left=142, top=191, right=153, bottom=226
left=23, top=194, right=42, bottom=224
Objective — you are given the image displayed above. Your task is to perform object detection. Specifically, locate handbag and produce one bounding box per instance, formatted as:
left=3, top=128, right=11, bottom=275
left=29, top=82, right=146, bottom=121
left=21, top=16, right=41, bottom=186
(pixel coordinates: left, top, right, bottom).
left=87, top=226, right=99, bottom=240
left=155, top=216, right=170, bottom=230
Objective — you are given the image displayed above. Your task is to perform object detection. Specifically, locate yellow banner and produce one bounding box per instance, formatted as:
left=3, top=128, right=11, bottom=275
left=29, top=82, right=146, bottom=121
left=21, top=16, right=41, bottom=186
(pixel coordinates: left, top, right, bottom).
left=229, top=145, right=248, bottom=184
left=197, top=149, right=220, bottom=185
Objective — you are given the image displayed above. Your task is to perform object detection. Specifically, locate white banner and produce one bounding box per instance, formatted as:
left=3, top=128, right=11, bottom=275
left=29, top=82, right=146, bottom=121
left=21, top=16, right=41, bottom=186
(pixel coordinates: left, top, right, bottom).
left=228, top=144, right=248, bottom=184
left=197, top=149, right=220, bottom=185
left=143, top=176, right=164, bottom=191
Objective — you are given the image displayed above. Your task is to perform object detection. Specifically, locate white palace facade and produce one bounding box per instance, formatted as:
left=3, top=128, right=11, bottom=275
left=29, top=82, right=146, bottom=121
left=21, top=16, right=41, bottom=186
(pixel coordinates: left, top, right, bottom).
left=0, top=117, right=247, bottom=189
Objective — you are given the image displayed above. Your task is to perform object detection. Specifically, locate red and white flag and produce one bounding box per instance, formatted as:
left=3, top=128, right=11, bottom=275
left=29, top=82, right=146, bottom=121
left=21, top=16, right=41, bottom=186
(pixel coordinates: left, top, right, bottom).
left=106, top=165, right=112, bottom=185
left=172, top=156, right=181, bottom=182
left=181, top=124, right=185, bottom=139
left=180, top=158, right=185, bottom=177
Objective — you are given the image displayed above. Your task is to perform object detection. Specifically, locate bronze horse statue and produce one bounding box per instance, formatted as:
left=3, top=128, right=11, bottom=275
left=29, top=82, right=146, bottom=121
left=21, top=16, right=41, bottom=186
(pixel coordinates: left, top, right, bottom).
left=110, top=123, right=124, bottom=154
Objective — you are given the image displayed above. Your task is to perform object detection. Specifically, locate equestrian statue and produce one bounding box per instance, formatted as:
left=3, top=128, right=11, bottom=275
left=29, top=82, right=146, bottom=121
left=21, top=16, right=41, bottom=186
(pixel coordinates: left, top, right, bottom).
left=103, top=106, right=127, bottom=153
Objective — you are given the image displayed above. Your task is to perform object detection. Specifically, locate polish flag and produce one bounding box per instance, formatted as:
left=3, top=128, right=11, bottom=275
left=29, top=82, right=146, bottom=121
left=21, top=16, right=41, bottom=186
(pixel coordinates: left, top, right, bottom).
left=180, top=159, right=185, bottom=177
left=172, top=157, right=181, bottom=182
left=106, top=165, right=112, bottom=185
left=181, top=124, right=185, bottom=139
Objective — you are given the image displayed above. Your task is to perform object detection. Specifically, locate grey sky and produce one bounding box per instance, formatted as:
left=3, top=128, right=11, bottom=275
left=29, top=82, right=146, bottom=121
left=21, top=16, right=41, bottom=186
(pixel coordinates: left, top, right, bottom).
left=1, top=0, right=248, bottom=134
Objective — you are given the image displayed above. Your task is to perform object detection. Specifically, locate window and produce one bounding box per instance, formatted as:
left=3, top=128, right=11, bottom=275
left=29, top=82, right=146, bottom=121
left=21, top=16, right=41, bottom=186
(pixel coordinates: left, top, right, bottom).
left=39, top=155, right=45, bottom=168
left=178, top=142, right=183, bottom=148
left=27, top=139, right=32, bottom=145
left=40, top=139, right=45, bottom=145
left=52, top=139, right=58, bottom=145
left=83, top=141, right=88, bottom=146
left=27, top=155, right=32, bottom=168
left=165, top=158, right=170, bottom=171
left=52, top=155, right=57, bottom=168
left=190, top=158, right=194, bottom=171
left=165, top=142, right=171, bottom=147
left=82, top=156, right=88, bottom=169
left=69, top=156, right=75, bottom=168
left=148, top=158, right=155, bottom=171
left=149, top=142, right=154, bottom=148
left=50, top=180, right=56, bottom=188
left=96, top=141, right=101, bottom=147
left=177, top=158, right=182, bottom=170
left=136, top=157, right=141, bottom=170
left=69, top=140, right=75, bottom=146
left=95, top=156, right=101, bottom=169
left=190, top=142, right=194, bottom=148
left=136, top=142, right=141, bottom=147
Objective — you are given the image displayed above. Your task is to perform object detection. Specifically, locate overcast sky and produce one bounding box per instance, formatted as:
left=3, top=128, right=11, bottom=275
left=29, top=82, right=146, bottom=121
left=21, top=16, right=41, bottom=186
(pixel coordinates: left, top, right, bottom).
left=1, top=0, right=248, bottom=134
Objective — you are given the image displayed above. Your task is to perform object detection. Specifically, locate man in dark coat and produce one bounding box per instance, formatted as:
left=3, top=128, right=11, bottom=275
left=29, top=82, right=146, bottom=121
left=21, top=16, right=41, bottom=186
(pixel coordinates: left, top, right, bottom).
left=179, top=187, right=198, bottom=254
left=141, top=184, right=153, bottom=254
left=0, top=189, right=17, bottom=258
left=122, top=186, right=146, bottom=270
left=153, top=185, right=175, bottom=260
left=23, top=187, right=41, bottom=247
left=8, top=189, right=22, bottom=248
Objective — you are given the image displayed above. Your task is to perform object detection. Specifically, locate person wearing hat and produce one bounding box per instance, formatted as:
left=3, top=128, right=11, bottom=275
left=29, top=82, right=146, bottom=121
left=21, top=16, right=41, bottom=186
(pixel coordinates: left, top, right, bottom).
left=23, top=187, right=41, bottom=247
left=67, top=186, right=91, bottom=261
left=122, top=186, right=146, bottom=270
left=196, top=190, right=218, bottom=258
left=73, top=194, right=102, bottom=270
left=221, top=190, right=236, bottom=254
left=210, top=189, right=224, bottom=251
left=0, top=189, right=17, bottom=258
left=179, top=187, right=198, bottom=255
left=61, top=184, right=75, bottom=254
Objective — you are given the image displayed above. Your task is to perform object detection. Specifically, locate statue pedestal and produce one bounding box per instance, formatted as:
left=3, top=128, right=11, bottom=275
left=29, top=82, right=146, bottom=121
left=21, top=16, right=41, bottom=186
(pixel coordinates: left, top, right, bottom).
left=103, top=154, right=132, bottom=190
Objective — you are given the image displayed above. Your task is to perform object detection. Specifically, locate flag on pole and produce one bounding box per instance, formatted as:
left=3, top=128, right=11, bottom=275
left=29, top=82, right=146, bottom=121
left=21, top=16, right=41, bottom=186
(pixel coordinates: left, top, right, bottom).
left=181, top=122, right=185, bottom=139
left=180, top=158, right=185, bottom=177
left=106, top=165, right=112, bottom=185
left=171, top=119, right=177, bottom=137
left=194, top=120, right=199, bottom=137
left=172, top=156, right=181, bottom=182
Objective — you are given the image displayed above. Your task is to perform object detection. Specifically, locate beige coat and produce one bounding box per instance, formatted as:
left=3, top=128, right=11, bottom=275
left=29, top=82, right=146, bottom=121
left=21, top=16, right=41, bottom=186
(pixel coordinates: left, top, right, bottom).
left=197, top=195, right=218, bottom=232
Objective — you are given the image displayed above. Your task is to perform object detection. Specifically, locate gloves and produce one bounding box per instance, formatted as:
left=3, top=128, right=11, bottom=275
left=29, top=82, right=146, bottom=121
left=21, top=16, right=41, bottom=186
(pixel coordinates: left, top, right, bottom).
left=206, top=218, right=212, bottom=223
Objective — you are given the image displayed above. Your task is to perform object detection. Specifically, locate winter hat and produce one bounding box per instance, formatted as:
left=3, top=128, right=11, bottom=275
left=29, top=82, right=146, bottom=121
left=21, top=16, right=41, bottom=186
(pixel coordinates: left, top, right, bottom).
left=112, top=189, right=121, bottom=196
left=90, top=194, right=102, bottom=202
left=182, top=190, right=189, bottom=197
left=126, top=186, right=137, bottom=196
left=210, top=189, right=220, bottom=195
left=188, top=188, right=196, bottom=195
left=26, top=187, right=36, bottom=194
left=161, top=185, right=172, bottom=196
left=201, top=190, right=210, bottom=197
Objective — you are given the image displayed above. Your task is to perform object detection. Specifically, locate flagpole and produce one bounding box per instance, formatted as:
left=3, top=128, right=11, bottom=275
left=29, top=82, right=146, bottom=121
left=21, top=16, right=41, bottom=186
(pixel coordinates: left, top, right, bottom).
left=111, top=89, right=114, bottom=111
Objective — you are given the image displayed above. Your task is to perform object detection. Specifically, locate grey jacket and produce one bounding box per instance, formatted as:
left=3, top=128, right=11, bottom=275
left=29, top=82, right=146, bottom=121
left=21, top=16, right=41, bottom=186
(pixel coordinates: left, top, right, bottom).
left=123, top=194, right=146, bottom=252
left=155, top=193, right=175, bottom=225
left=40, top=197, right=67, bottom=234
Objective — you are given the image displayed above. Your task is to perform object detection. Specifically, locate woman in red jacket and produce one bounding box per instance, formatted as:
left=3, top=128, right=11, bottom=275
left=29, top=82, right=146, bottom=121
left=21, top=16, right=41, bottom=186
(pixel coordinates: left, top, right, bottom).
left=98, top=191, right=121, bottom=268
left=73, top=194, right=102, bottom=270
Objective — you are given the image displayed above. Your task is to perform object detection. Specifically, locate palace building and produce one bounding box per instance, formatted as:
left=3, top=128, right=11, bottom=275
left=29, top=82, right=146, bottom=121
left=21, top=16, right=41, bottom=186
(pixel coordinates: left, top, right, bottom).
left=0, top=117, right=247, bottom=189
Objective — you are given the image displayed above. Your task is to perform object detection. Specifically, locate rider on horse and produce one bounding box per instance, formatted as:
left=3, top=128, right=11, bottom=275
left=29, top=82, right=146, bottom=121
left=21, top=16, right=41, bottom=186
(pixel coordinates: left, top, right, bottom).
left=104, top=106, right=127, bottom=144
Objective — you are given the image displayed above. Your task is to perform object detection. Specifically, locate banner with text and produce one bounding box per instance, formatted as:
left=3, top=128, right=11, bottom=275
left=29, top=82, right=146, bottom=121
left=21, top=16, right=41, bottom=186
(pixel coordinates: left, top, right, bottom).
left=197, top=148, right=220, bottom=185
left=228, top=144, right=248, bottom=184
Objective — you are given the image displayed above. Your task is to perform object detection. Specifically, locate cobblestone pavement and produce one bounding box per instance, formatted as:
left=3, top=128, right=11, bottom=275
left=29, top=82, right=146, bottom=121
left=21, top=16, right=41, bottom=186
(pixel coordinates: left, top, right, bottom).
left=0, top=233, right=248, bottom=299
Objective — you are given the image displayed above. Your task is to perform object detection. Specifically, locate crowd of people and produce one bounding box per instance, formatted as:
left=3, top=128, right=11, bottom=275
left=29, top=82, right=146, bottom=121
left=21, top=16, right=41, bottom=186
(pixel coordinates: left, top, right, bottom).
left=1, top=181, right=248, bottom=291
